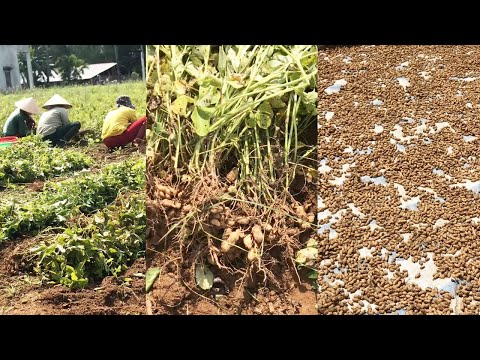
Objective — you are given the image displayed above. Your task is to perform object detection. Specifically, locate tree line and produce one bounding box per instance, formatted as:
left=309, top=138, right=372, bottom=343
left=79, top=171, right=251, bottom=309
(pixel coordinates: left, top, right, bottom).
left=18, top=45, right=144, bottom=86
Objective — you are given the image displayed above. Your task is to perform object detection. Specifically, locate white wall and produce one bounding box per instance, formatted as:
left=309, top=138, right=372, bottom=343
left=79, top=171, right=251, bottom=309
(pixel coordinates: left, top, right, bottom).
left=0, top=45, right=22, bottom=91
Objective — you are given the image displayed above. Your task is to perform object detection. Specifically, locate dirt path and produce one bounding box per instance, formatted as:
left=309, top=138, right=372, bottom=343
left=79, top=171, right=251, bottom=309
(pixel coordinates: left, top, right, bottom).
left=317, top=45, right=480, bottom=314
left=147, top=252, right=317, bottom=315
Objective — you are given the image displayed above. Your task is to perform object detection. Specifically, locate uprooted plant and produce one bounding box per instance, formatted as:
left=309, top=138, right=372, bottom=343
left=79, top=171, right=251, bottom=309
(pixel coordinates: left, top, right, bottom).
left=0, top=135, right=92, bottom=187
left=29, top=191, right=145, bottom=289
left=147, top=45, right=318, bottom=293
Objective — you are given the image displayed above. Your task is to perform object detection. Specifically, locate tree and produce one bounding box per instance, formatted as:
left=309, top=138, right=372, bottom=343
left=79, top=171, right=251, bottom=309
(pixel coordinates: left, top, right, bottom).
left=117, top=45, right=143, bottom=75
left=18, top=45, right=53, bottom=86
left=57, top=45, right=141, bottom=76
left=69, top=45, right=114, bottom=63
left=18, top=45, right=143, bottom=86
left=54, top=54, right=87, bottom=83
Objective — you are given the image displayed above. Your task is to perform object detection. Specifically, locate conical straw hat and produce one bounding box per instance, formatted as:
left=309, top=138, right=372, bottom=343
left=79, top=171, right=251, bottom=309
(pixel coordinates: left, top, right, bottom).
left=42, top=94, right=72, bottom=109
left=15, top=97, right=41, bottom=114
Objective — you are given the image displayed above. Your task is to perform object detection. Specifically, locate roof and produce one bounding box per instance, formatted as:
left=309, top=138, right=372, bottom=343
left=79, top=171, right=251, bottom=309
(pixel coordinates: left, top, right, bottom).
left=38, top=62, right=117, bottom=83
left=80, top=62, right=117, bottom=80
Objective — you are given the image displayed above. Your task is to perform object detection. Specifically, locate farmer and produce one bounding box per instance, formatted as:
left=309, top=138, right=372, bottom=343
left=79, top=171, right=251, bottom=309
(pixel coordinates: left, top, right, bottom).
left=2, top=97, right=41, bottom=137
left=37, top=94, right=81, bottom=147
left=101, top=95, right=146, bottom=149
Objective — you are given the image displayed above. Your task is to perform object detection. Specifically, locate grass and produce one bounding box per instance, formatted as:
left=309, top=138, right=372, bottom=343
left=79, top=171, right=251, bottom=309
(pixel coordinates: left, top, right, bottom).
left=0, top=81, right=146, bottom=135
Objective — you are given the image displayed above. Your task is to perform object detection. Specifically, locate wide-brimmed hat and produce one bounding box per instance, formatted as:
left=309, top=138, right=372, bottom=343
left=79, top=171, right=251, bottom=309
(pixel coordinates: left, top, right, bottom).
left=43, top=94, right=72, bottom=109
left=116, top=95, right=135, bottom=109
left=15, top=97, right=41, bottom=114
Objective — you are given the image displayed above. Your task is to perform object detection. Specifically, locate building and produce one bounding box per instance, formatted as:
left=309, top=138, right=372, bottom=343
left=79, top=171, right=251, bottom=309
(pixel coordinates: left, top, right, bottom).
left=0, top=45, right=23, bottom=91
left=0, top=45, right=33, bottom=92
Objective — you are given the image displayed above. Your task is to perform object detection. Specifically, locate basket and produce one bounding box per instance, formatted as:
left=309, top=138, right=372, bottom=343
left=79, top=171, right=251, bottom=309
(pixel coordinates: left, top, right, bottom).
left=0, top=136, right=18, bottom=149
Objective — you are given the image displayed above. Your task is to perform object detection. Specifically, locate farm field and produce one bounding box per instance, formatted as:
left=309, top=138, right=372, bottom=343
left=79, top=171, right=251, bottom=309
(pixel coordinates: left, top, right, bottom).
left=146, top=45, right=319, bottom=314
left=0, top=82, right=146, bottom=135
left=0, top=81, right=146, bottom=315
left=317, top=46, right=480, bottom=314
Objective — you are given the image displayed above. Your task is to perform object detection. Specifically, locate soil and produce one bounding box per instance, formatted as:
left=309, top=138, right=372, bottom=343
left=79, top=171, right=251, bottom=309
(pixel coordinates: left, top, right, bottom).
left=24, top=180, right=43, bottom=192
left=0, top=142, right=146, bottom=315
left=317, top=45, right=480, bottom=314
left=80, top=143, right=142, bottom=170
left=0, top=254, right=145, bottom=315
left=146, top=122, right=319, bottom=315
left=147, top=249, right=317, bottom=315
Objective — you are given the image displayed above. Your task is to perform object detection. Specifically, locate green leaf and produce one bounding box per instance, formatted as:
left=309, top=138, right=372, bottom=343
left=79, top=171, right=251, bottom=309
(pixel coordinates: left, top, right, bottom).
left=306, top=238, right=318, bottom=248
left=94, top=214, right=104, bottom=224
left=191, top=106, right=214, bottom=137
left=255, top=102, right=273, bottom=130
left=305, top=91, right=318, bottom=105
left=255, top=112, right=270, bottom=129
left=185, top=62, right=201, bottom=78
left=146, top=267, right=161, bottom=293
left=295, top=247, right=318, bottom=265
left=190, top=47, right=204, bottom=67
left=227, top=47, right=240, bottom=72
left=76, top=278, right=88, bottom=288
left=257, top=116, right=271, bottom=129
left=218, top=47, right=226, bottom=73
left=267, top=59, right=284, bottom=69
left=269, top=96, right=286, bottom=109
left=301, top=53, right=317, bottom=68
left=288, top=71, right=302, bottom=83
left=174, top=80, right=188, bottom=96
left=195, top=264, right=214, bottom=290
left=171, top=95, right=194, bottom=116
left=227, top=74, right=246, bottom=89
left=198, top=85, right=221, bottom=107
left=159, top=74, right=172, bottom=92
left=307, top=270, right=318, bottom=280
left=258, top=101, right=273, bottom=119
left=198, top=74, right=222, bottom=89
left=245, top=114, right=256, bottom=128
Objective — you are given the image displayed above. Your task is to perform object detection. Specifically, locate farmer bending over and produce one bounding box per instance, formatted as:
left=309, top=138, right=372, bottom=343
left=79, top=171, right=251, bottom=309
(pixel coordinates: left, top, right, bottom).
left=37, top=94, right=81, bottom=147
left=101, top=95, right=146, bottom=149
left=2, top=97, right=41, bottom=137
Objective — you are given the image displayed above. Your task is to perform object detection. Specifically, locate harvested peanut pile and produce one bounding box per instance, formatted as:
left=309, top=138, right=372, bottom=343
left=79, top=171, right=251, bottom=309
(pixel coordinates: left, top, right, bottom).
left=317, top=45, right=480, bottom=315
left=147, top=171, right=318, bottom=314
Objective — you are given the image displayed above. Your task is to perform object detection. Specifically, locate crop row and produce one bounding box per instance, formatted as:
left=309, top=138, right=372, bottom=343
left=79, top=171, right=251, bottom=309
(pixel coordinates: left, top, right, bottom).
left=0, top=158, right=145, bottom=242
left=0, top=136, right=92, bottom=187
left=30, top=191, right=145, bottom=289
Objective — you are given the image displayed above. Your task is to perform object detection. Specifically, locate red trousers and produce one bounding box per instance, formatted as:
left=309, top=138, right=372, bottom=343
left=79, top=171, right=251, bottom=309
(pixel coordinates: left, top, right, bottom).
left=103, top=116, right=146, bottom=149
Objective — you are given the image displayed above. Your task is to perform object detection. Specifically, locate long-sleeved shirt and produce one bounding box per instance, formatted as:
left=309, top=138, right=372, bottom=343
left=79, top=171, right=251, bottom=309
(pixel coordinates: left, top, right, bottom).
left=37, top=107, right=71, bottom=137
left=101, top=106, right=137, bottom=139
left=2, top=108, right=32, bottom=137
